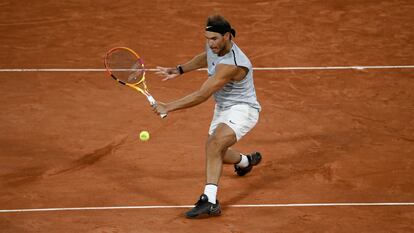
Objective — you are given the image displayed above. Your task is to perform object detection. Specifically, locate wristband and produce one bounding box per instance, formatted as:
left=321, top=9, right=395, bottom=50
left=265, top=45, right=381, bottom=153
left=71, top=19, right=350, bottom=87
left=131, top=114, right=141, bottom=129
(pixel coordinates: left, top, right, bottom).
left=176, top=65, right=184, bottom=75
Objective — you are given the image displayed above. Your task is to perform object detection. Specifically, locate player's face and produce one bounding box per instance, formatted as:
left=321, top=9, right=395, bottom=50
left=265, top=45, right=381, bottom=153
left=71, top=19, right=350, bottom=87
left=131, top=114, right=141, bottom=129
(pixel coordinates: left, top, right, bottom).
left=205, top=31, right=229, bottom=55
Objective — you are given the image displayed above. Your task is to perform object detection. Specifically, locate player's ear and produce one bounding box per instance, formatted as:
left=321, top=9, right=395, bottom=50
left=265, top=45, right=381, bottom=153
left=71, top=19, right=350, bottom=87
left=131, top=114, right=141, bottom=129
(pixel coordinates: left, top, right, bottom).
left=223, top=32, right=231, bottom=41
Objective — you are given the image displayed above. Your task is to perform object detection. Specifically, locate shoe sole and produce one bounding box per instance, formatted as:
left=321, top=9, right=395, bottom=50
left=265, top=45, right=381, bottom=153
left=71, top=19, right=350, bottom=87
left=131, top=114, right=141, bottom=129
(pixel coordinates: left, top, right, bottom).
left=185, top=210, right=221, bottom=219
left=250, top=152, right=262, bottom=166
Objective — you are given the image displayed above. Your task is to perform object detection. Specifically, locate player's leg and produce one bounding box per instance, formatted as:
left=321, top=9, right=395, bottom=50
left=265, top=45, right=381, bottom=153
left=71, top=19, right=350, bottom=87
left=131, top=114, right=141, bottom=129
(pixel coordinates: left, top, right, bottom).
left=185, top=104, right=261, bottom=218
left=205, top=123, right=237, bottom=185
left=222, top=147, right=241, bottom=164
left=185, top=123, right=235, bottom=219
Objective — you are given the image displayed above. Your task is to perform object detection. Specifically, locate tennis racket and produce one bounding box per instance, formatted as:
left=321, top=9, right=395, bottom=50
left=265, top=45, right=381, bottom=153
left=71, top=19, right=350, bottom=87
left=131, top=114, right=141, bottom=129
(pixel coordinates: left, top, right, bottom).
left=104, top=47, right=167, bottom=118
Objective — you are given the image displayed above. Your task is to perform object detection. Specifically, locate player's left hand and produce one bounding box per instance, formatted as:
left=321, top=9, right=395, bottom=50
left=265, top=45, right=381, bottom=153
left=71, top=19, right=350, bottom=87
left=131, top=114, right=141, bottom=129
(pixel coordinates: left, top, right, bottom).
left=155, top=66, right=180, bottom=81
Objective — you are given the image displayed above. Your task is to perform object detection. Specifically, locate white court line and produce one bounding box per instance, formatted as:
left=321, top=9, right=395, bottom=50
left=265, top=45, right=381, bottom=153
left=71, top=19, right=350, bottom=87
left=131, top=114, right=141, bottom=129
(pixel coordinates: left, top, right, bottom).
left=1, top=202, right=413, bottom=213
left=0, top=65, right=413, bottom=72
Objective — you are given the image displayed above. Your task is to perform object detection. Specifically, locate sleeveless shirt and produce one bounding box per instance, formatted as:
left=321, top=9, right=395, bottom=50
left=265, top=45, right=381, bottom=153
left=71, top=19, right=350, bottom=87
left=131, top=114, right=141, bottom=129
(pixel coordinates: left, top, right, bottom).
left=206, top=42, right=261, bottom=111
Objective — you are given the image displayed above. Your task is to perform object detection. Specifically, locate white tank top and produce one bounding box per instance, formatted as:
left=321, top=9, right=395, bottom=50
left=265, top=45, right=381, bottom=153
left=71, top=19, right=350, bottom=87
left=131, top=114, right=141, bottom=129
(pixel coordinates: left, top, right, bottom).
left=206, top=42, right=261, bottom=111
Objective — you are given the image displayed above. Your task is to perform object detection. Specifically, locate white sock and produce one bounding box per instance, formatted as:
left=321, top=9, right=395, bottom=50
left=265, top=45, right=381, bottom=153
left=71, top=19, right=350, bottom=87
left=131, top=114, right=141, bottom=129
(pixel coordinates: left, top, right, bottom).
left=203, top=184, right=218, bottom=204
left=236, top=154, right=249, bottom=168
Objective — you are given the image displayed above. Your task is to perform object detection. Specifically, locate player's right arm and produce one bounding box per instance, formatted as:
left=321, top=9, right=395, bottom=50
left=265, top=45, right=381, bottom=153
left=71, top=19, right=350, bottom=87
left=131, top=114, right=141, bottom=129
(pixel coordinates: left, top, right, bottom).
left=156, top=52, right=207, bottom=81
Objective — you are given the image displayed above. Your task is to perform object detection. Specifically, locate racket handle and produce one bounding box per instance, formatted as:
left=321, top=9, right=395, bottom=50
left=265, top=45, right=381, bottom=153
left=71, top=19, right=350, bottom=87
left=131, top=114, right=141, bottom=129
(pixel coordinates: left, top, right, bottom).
left=147, top=95, right=168, bottom=119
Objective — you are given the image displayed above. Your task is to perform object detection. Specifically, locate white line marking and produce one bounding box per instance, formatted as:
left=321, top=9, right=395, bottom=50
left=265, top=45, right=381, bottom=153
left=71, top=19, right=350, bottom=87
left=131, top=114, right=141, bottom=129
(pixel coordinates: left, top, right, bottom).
left=252, top=65, right=414, bottom=70
left=1, top=202, right=413, bottom=213
left=0, top=65, right=413, bottom=72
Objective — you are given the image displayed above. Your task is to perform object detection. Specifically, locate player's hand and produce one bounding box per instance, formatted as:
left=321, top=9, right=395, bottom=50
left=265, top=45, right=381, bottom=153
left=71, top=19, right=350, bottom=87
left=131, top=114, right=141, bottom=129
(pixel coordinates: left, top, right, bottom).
left=155, top=66, right=180, bottom=81
left=153, top=101, right=168, bottom=116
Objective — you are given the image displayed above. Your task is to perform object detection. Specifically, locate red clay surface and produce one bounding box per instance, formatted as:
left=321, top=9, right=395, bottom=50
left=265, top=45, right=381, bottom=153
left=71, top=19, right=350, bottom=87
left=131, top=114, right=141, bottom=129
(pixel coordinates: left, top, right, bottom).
left=1, top=0, right=414, bottom=232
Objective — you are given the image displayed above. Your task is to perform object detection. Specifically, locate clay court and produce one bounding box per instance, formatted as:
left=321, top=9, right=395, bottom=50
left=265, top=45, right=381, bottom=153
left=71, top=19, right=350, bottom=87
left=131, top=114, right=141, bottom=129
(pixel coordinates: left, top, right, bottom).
left=1, top=0, right=414, bottom=232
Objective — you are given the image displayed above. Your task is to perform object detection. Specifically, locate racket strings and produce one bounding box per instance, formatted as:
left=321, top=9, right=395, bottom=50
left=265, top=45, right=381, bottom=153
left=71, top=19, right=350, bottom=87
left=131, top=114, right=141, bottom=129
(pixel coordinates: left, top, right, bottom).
left=106, top=49, right=145, bottom=85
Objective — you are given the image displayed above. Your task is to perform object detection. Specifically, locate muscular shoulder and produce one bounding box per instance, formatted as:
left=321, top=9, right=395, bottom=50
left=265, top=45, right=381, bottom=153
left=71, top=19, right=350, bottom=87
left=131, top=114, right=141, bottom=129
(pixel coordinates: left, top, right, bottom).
left=215, top=64, right=247, bottom=82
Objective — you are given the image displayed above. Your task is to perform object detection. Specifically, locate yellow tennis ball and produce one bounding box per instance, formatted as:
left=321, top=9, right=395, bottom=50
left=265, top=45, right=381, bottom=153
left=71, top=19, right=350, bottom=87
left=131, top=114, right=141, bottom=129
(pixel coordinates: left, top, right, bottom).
left=139, top=131, right=150, bottom=141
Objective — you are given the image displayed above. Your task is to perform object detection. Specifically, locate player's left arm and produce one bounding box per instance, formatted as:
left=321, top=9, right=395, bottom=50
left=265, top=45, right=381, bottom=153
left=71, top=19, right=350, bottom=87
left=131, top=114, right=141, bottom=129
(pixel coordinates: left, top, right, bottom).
left=154, top=64, right=247, bottom=114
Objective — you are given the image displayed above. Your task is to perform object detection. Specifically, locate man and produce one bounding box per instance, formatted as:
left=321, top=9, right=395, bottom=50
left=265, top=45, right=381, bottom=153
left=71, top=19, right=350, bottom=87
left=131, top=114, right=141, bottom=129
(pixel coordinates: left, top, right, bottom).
left=154, top=14, right=262, bottom=219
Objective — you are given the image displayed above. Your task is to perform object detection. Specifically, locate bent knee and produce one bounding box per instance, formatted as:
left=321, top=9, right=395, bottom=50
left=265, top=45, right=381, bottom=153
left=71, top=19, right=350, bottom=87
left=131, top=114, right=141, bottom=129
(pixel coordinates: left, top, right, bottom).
left=206, top=136, right=234, bottom=155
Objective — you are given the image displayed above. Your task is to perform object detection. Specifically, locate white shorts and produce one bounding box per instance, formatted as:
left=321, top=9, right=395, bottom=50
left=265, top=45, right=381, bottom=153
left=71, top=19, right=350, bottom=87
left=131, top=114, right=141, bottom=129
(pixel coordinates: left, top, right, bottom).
left=209, top=104, right=259, bottom=141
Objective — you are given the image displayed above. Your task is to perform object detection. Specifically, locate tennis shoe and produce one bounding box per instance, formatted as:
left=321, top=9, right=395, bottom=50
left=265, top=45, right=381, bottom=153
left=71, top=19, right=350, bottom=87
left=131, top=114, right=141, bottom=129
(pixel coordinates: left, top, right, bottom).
left=185, top=194, right=221, bottom=219
left=234, top=152, right=262, bottom=176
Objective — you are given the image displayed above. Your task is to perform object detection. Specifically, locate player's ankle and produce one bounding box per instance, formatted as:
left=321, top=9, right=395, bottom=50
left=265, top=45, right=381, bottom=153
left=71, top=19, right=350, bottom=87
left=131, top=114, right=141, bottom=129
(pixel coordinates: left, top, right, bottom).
left=236, top=154, right=249, bottom=168
left=203, top=183, right=218, bottom=204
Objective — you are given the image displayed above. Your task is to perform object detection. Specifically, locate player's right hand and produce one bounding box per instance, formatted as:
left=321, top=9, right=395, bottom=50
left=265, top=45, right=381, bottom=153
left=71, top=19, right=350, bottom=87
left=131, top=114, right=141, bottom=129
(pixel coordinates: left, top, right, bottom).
left=156, top=66, right=180, bottom=81
left=152, top=101, right=168, bottom=116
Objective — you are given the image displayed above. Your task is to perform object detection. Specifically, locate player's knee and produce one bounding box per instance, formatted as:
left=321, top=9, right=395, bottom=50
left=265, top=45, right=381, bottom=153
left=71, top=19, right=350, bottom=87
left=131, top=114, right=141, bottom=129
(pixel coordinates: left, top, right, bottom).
left=206, top=136, right=228, bottom=155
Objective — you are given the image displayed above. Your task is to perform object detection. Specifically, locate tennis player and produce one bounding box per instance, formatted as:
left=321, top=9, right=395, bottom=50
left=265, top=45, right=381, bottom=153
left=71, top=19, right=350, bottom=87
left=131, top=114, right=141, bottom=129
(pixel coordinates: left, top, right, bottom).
left=155, top=14, right=262, bottom=219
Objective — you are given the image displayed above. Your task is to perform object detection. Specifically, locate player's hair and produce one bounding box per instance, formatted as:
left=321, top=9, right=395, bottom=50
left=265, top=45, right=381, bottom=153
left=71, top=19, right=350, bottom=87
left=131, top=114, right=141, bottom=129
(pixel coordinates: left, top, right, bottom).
left=206, top=14, right=236, bottom=38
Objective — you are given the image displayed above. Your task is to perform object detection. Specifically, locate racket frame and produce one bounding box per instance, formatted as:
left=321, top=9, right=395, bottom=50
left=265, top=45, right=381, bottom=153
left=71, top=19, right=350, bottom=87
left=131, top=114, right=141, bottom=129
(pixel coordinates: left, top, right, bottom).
left=104, top=47, right=167, bottom=118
